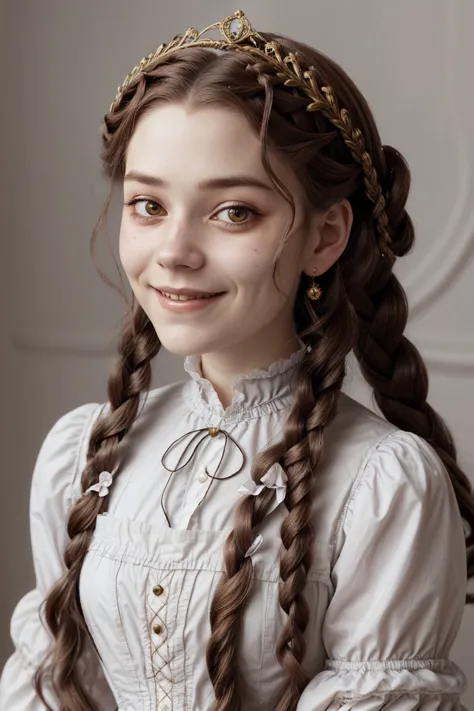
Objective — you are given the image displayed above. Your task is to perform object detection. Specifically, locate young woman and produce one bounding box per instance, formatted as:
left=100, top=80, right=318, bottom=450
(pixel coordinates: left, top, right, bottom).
left=0, top=10, right=472, bottom=711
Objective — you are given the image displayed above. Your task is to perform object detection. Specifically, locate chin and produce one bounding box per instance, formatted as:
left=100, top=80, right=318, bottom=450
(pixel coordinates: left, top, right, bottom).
left=154, top=332, right=215, bottom=358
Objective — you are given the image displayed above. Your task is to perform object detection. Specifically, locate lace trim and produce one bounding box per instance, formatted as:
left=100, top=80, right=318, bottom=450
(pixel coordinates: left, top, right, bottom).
left=183, top=341, right=308, bottom=421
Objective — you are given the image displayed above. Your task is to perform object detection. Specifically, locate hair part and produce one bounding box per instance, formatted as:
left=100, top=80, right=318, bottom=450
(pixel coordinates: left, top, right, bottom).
left=35, top=35, right=474, bottom=711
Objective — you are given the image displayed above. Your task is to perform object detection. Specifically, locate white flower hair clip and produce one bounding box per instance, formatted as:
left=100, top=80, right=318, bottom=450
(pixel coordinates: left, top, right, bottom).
left=85, top=471, right=113, bottom=498
left=237, top=462, right=287, bottom=515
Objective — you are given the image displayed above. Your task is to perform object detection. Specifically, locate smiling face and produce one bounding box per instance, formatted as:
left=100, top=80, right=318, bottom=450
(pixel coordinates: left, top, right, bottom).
left=120, top=103, right=319, bottom=366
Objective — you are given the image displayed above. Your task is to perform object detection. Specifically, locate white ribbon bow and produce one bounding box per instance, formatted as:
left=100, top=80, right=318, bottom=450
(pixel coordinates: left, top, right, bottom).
left=86, top=471, right=113, bottom=497
left=237, top=462, right=287, bottom=515
left=245, top=534, right=263, bottom=558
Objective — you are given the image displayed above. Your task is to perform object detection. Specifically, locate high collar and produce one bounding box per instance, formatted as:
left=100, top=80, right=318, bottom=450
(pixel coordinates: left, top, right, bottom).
left=182, top=341, right=308, bottom=426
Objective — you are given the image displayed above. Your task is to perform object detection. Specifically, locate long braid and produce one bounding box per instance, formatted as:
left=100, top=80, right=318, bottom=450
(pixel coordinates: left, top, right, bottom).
left=206, top=463, right=279, bottom=710
left=273, top=272, right=358, bottom=711
left=34, top=300, right=160, bottom=709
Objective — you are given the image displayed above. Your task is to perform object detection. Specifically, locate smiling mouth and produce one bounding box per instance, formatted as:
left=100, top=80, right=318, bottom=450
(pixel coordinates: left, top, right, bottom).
left=158, top=290, right=225, bottom=301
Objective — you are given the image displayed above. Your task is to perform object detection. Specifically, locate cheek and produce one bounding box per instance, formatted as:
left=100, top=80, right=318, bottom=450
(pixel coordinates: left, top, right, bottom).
left=232, top=248, right=294, bottom=295
left=119, top=229, right=149, bottom=279
left=229, top=248, right=271, bottom=285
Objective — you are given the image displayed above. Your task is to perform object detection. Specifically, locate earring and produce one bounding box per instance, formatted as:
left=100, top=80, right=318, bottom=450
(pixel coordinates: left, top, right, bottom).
left=306, top=267, right=322, bottom=301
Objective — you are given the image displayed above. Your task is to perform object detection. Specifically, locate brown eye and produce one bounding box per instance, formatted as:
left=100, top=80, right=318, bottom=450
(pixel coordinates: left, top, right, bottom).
left=143, top=200, right=163, bottom=216
left=227, top=207, right=248, bottom=223
left=215, top=204, right=258, bottom=228
left=125, top=198, right=165, bottom=223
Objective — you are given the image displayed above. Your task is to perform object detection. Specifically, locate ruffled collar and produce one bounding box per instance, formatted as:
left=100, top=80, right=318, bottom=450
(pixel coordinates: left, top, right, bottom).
left=182, top=340, right=308, bottom=426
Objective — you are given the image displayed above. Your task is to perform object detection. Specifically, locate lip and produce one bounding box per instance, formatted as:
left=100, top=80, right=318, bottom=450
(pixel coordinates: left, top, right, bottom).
left=155, top=286, right=222, bottom=297
left=154, top=288, right=226, bottom=312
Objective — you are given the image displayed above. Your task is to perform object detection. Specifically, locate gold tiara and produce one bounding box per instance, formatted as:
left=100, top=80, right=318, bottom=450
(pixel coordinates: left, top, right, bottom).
left=109, top=9, right=392, bottom=258
left=109, top=10, right=268, bottom=113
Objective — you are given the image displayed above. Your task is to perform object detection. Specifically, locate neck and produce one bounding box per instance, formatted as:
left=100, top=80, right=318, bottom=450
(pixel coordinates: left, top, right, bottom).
left=200, top=334, right=303, bottom=409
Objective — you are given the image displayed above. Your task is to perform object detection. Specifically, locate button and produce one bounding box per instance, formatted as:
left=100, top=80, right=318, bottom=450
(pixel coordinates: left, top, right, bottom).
left=197, top=469, right=208, bottom=483
left=153, top=584, right=164, bottom=596
left=153, top=623, right=164, bottom=635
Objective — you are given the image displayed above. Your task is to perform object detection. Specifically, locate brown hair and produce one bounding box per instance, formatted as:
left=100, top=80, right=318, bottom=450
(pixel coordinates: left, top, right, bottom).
left=34, top=33, right=474, bottom=711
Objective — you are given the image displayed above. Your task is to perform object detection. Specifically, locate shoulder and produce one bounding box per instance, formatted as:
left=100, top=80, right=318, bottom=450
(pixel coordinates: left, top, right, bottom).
left=336, top=393, right=451, bottom=509
left=332, top=397, right=460, bottom=551
left=327, top=391, right=397, bottom=452
left=315, top=392, right=398, bottom=510
left=330, top=395, right=448, bottom=490
left=42, top=380, right=188, bottom=492
left=318, top=393, right=458, bottom=555
left=31, top=402, right=104, bottom=514
left=323, top=391, right=445, bottom=479
left=351, top=426, right=454, bottom=520
left=30, top=378, right=190, bottom=522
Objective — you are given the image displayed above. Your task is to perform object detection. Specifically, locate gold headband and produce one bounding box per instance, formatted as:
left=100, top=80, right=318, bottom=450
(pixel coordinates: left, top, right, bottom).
left=109, top=9, right=392, bottom=258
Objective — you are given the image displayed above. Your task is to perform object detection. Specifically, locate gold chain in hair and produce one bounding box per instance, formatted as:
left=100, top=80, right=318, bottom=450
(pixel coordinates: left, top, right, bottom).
left=109, top=9, right=393, bottom=260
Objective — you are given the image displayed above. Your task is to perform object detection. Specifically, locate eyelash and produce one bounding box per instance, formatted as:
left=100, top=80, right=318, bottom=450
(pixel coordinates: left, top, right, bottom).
left=124, top=198, right=260, bottom=230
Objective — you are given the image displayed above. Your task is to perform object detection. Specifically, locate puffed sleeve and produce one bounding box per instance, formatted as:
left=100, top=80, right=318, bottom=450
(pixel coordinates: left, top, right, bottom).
left=297, top=430, right=469, bottom=711
left=0, top=403, right=118, bottom=711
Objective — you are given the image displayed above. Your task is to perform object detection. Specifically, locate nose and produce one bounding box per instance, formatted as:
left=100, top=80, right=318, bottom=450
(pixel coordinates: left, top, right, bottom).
left=152, top=216, right=204, bottom=271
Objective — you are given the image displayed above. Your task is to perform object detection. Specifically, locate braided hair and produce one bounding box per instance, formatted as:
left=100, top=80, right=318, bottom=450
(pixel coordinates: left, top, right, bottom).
left=34, top=34, right=474, bottom=711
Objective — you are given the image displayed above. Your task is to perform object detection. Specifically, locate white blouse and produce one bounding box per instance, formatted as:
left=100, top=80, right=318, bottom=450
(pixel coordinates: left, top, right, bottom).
left=0, top=345, right=469, bottom=711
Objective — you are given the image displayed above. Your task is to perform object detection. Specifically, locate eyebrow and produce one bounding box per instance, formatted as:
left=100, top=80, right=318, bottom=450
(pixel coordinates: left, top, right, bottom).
left=124, top=170, right=275, bottom=194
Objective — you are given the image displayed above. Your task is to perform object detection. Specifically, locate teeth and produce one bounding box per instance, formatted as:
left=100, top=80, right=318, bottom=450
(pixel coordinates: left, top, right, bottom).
left=161, top=291, right=218, bottom=301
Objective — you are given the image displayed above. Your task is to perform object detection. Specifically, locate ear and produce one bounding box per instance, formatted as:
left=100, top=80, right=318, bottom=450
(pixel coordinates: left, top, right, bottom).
left=303, top=199, right=353, bottom=276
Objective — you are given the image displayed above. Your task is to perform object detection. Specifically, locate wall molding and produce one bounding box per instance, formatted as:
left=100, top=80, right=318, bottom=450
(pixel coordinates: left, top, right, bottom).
left=416, top=337, right=474, bottom=373
left=405, top=0, right=474, bottom=316
left=11, top=329, right=117, bottom=356
left=11, top=328, right=474, bottom=373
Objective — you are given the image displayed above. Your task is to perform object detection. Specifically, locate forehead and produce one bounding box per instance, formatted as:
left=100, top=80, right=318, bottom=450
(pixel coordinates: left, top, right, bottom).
left=124, top=103, right=299, bottom=192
